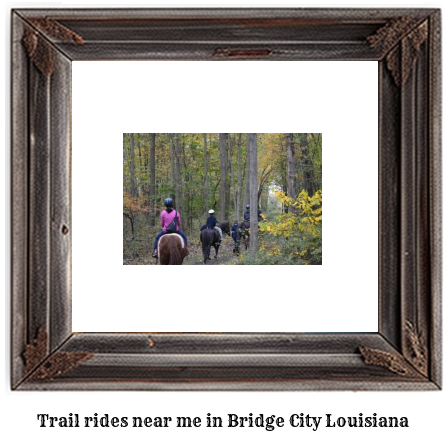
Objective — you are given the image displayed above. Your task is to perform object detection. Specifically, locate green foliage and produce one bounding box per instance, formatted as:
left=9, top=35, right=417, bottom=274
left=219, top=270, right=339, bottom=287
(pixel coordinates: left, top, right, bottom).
left=123, top=236, right=152, bottom=261
left=236, top=249, right=305, bottom=265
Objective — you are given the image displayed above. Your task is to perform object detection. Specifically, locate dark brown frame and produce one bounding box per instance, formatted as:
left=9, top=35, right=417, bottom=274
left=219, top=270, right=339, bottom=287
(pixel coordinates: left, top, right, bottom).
left=11, top=8, right=441, bottom=390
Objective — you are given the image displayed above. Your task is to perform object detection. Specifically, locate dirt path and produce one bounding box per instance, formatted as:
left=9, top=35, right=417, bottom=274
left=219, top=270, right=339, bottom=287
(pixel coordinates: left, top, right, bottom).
left=124, top=238, right=240, bottom=265
left=191, top=254, right=235, bottom=265
left=183, top=238, right=239, bottom=265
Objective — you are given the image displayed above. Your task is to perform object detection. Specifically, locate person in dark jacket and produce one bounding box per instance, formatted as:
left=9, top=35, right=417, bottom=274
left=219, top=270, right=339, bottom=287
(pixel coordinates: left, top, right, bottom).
left=231, top=221, right=239, bottom=240
left=200, top=210, right=222, bottom=243
left=231, top=221, right=240, bottom=253
left=206, top=209, right=218, bottom=229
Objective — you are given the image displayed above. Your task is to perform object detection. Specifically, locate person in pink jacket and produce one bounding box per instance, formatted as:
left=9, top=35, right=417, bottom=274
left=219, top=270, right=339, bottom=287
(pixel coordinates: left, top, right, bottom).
left=152, top=198, right=188, bottom=258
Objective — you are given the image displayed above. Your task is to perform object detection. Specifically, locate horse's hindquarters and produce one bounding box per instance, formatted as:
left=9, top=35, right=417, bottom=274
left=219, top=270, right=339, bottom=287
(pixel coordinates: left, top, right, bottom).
left=159, top=234, right=185, bottom=265
left=201, top=229, right=219, bottom=263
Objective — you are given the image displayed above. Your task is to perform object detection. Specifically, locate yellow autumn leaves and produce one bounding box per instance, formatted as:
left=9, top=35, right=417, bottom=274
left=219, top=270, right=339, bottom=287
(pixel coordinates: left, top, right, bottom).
left=259, top=190, right=322, bottom=263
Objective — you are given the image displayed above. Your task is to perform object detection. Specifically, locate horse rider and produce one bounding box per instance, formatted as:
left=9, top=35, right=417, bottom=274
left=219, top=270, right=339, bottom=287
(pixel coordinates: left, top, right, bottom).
left=243, top=204, right=263, bottom=222
left=244, top=205, right=250, bottom=221
left=152, top=198, right=188, bottom=258
left=207, top=209, right=218, bottom=229
left=201, top=210, right=223, bottom=242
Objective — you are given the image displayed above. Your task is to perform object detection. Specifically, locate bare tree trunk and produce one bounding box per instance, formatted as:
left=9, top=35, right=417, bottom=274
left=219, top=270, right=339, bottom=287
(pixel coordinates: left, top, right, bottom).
left=219, top=133, right=226, bottom=222
left=149, top=133, right=156, bottom=226
left=188, top=171, right=193, bottom=233
left=229, top=134, right=237, bottom=221
left=243, top=135, right=250, bottom=218
left=175, top=133, right=182, bottom=212
left=298, top=133, right=315, bottom=196
left=123, top=134, right=129, bottom=192
left=261, top=190, right=268, bottom=212
left=236, top=133, right=242, bottom=223
left=286, top=133, right=297, bottom=213
left=204, top=133, right=209, bottom=215
left=309, top=133, right=322, bottom=191
left=180, top=136, right=190, bottom=228
left=257, top=165, right=272, bottom=208
left=169, top=133, right=175, bottom=200
left=224, top=133, right=231, bottom=220
left=248, top=133, right=258, bottom=254
left=136, top=134, right=143, bottom=198
left=130, top=133, right=136, bottom=198
left=123, top=213, right=135, bottom=240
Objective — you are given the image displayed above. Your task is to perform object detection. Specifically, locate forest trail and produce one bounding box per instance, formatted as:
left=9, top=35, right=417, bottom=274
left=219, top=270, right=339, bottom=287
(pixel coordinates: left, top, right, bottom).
left=123, top=133, right=322, bottom=265
left=184, top=238, right=238, bottom=265
left=190, top=254, right=235, bottom=265
left=123, top=238, right=240, bottom=265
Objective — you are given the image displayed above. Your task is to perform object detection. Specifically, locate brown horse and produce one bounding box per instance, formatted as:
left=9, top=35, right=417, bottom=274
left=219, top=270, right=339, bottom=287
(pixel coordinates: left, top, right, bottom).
left=158, top=234, right=187, bottom=265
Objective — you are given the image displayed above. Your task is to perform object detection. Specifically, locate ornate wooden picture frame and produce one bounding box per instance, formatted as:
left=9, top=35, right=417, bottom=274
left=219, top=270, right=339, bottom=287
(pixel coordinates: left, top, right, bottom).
left=11, top=8, right=441, bottom=390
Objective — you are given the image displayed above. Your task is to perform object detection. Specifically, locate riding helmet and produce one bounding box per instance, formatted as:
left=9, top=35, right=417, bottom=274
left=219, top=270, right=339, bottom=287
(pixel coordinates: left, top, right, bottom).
left=164, top=197, right=174, bottom=207
left=246, top=204, right=250, bottom=209
left=208, top=209, right=215, bottom=214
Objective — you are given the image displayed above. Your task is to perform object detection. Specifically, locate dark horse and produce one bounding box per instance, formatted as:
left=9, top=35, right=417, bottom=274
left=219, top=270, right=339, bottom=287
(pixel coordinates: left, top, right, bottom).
left=201, top=228, right=220, bottom=264
left=238, top=220, right=250, bottom=250
left=217, top=221, right=231, bottom=236
left=157, top=234, right=188, bottom=265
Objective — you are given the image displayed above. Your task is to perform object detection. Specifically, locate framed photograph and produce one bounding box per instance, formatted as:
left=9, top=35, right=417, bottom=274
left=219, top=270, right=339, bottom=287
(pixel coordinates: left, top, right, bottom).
left=11, top=8, right=441, bottom=390
left=121, top=132, right=324, bottom=267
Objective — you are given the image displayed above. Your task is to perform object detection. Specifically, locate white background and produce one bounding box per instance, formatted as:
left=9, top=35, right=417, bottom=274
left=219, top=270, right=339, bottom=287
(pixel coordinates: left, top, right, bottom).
left=72, top=60, right=378, bottom=332
left=2, top=1, right=445, bottom=438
